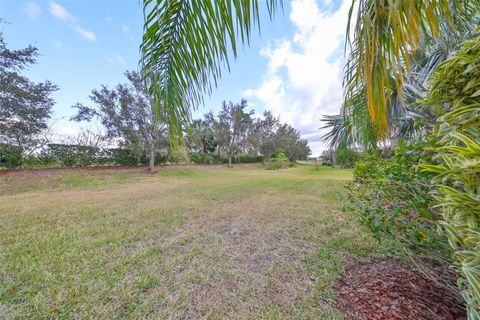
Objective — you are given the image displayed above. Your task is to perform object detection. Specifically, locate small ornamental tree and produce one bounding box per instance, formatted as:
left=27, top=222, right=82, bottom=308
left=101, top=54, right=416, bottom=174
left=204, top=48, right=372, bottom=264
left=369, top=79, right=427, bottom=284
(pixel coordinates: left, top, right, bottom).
left=71, top=71, right=168, bottom=172
left=186, top=119, right=217, bottom=154
left=207, top=99, right=254, bottom=167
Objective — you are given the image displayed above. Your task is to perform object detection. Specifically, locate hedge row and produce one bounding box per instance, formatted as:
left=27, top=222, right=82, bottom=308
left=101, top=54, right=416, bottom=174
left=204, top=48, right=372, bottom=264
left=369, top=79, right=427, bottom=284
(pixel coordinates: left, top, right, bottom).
left=1, top=144, right=265, bottom=169
left=0, top=143, right=168, bottom=169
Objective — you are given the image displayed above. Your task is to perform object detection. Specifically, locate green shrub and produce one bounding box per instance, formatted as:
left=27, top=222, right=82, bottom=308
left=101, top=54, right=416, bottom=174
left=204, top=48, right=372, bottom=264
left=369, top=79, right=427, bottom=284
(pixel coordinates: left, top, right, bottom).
left=263, top=160, right=283, bottom=170
left=22, top=155, right=42, bottom=167
left=0, top=143, right=23, bottom=169
left=345, top=140, right=454, bottom=289
left=264, top=148, right=294, bottom=170
left=420, top=33, right=480, bottom=319
left=95, top=149, right=114, bottom=166
left=336, top=145, right=360, bottom=168
left=154, top=152, right=168, bottom=164
left=106, top=148, right=144, bottom=166
left=321, top=159, right=332, bottom=166
left=168, top=146, right=190, bottom=163
left=189, top=152, right=222, bottom=164
left=46, top=144, right=98, bottom=167
left=190, top=153, right=263, bottom=165
left=235, top=155, right=264, bottom=163
left=36, top=151, right=56, bottom=167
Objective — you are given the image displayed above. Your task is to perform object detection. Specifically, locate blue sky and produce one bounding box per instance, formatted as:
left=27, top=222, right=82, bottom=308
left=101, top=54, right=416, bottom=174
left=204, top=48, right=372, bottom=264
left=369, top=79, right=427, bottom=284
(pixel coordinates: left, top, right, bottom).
left=1, top=0, right=349, bottom=155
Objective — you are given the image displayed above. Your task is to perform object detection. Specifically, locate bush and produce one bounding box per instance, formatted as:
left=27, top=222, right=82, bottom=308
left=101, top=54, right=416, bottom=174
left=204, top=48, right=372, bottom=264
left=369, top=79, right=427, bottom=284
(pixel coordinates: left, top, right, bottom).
left=345, top=140, right=454, bottom=290
left=263, top=160, right=284, bottom=170
left=336, top=145, right=360, bottom=168
left=0, top=143, right=23, bottom=169
left=189, top=153, right=263, bottom=165
left=95, top=149, right=114, bottom=166
left=154, top=152, right=168, bottom=165
left=235, top=155, right=264, bottom=163
left=36, top=151, right=56, bottom=167
left=106, top=148, right=145, bottom=166
left=22, top=155, right=42, bottom=167
left=264, top=148, right=294, bottom=170
left=168, top=146, right=190, bottom=163
left=46, top=144, right=98, bottom=167
left=189, top=152, right=222, bottom=164
left=322, top=159, right=332, bottom=166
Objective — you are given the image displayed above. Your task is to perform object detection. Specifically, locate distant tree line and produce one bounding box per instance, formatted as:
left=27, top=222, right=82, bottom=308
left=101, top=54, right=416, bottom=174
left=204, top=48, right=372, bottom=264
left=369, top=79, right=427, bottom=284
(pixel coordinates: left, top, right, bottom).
left=191, top=99, right=311, bottom=167
left=0, top=35, right=310, bottom=170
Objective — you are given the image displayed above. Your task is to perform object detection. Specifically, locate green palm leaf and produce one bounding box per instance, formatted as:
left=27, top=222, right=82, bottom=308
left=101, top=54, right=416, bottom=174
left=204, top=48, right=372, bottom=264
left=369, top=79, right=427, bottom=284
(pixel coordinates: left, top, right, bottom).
left=140, top=0, right=279, bottom=139
left=345, top=0, right=479, bottom=136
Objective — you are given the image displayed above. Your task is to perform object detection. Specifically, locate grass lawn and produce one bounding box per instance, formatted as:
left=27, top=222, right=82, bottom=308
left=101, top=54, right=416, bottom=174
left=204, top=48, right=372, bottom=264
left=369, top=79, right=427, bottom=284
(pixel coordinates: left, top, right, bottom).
left=0, top=164, right=380, bottom=319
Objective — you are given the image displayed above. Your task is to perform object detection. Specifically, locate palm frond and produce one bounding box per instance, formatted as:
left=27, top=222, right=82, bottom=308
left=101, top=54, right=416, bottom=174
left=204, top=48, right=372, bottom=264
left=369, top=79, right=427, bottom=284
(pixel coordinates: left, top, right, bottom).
left=320, top=114, right=350, bottom=149
left=321, top=88, right=378, bottom=151
left=140, top=0, right=280, bottom=139
left=345, top=0, right=479, bottom=137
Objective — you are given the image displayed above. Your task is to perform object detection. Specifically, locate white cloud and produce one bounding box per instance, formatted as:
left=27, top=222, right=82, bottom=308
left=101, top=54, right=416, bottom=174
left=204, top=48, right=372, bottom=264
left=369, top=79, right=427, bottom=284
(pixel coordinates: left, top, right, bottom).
left=54, top=125, right=79, bottom=137
left=48, top=1, right=96, bottom=42
left=51, top=39, right=62, bottom=48
left=244, top=0, right=350, bottom=155
left=107, top=53, right=125, bottom=66
left=74, top=26, right=96, bottom=41
left=48, top=1, right=76, bottom=23
left=24, top=2, right=42, bottom=19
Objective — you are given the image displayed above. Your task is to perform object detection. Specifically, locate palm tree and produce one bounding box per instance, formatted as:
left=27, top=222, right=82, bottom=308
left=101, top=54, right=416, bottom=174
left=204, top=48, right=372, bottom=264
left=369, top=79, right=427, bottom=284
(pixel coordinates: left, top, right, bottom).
left=322, top=11, right=479, bottom=150
left=343, top=0, right=479, bottom=137
left=320, top=89, right=378, bottom=151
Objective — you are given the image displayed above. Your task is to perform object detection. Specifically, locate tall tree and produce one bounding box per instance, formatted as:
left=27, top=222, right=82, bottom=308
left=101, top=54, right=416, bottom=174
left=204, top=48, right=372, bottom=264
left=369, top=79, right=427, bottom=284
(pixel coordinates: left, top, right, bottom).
left=206, top=99, right=253, bottom=167
left=272, top=123, right=311, bottom=162
left=0, top=32, right=57, bottom=155
left=249, top=111, right=280, bottom=157
left=71, top=71, right=167, bottom=172
left=185, top=119, right=217, bottom=154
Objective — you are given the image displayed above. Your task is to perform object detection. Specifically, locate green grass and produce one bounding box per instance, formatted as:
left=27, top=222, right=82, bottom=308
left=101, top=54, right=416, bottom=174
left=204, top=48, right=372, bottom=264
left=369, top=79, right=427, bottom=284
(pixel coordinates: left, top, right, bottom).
left=0, top=164, right=380, bottom=319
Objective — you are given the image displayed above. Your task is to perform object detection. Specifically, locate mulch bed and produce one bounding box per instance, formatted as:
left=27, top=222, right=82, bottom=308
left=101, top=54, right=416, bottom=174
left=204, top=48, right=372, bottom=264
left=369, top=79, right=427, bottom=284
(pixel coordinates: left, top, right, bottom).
left=334, top=258, right=465, bottom=320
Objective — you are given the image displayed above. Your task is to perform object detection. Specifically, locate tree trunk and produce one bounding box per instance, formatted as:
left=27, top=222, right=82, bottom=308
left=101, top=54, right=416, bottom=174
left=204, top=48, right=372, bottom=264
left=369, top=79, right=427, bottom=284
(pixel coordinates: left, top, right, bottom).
left=228, top=154, right=232, bottom=167
left=149, top=145, right=155, bottom=173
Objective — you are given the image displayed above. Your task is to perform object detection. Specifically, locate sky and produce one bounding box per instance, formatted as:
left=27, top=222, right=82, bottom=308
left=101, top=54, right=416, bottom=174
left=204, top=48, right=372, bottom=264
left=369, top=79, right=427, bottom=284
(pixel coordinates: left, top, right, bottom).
left=1, top=0, right=350, bottom=156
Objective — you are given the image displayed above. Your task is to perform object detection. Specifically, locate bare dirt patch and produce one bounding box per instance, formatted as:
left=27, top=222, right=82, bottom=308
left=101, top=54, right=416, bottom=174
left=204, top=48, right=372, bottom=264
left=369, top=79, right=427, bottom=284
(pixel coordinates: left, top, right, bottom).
left=334, top=258, right=465, bottom=320
left=148, top=194, right=321, bottom=318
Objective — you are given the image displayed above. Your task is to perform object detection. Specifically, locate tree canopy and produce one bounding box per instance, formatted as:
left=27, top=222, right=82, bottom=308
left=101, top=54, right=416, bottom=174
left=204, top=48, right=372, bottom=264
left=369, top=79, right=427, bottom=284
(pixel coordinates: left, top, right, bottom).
left=71, top=71, right=168, bottom=172
left=0, top=32, right=57, bottom=155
